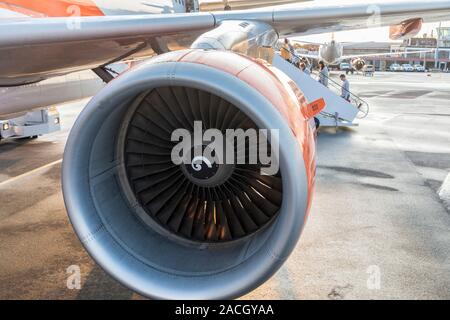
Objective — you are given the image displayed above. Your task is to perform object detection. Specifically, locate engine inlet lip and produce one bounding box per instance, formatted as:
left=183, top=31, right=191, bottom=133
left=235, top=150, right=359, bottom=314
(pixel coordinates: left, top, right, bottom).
left=63, top=57, right=309, bottom=299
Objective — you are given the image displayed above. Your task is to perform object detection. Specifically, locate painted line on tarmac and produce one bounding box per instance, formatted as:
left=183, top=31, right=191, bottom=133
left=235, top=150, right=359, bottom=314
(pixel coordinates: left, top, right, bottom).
left=439, top=172, right=450, bottom=212
left=0, top=159, right=62, bottom=188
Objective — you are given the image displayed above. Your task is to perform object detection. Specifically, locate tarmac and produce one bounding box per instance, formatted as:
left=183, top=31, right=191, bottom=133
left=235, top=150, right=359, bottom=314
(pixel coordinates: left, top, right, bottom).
left=1, top=72, right=449, bottom=299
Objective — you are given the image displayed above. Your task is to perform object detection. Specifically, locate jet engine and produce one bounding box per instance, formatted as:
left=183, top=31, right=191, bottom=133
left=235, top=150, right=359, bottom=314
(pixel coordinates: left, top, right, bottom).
left=389, top=18, right=423, bottom=40
left=62, top=49, right=316, bottom=299
left=352, top=58, right=366, bottom=71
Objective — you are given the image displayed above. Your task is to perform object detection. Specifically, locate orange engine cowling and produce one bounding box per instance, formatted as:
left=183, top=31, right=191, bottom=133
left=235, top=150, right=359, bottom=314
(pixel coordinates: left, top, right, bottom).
left=352, top=58, right=366, bottom=71
left=62, top=49, right=316, bottom=299
left=390, top=18, right=423, bottom=40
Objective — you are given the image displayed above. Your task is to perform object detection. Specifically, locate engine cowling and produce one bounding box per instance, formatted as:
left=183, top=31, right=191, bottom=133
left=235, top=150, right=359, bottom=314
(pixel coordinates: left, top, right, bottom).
left=389, top=18, right=423, bottom=40
left=352, top=58, right=366, bottom=71
left=62, top=49, right=316, bottom=299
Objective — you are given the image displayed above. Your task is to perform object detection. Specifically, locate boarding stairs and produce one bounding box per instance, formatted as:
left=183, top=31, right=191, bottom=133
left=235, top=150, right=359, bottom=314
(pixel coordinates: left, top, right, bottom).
left=272, top=52, right=369, bottom=127
left=317, top=70, right=370, bottom=121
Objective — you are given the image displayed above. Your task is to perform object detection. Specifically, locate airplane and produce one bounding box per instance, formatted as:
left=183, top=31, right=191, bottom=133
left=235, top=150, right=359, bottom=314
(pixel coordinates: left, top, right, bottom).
left=291, top=36, right=435, bottom=71
left=1, top=0, right=450, bottom=300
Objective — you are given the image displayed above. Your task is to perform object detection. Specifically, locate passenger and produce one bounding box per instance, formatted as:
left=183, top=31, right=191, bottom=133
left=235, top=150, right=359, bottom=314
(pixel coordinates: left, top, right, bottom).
left=281, top=38, right=292, bottom=62
left=288, top=41, right=299, bottom=66
left=318, top=61, right=329, bottom=87
left=340, top=74, right=351, bottom=102
left=300, top=62, right=311, bottom=75
left=301, top=57, right=311, bottom=72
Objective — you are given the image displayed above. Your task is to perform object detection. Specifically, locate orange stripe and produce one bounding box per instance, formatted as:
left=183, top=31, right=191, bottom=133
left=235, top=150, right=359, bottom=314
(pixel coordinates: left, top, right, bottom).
left=1, top=0, right=104, bottom=17
left=0, top=2, right=45, bottom=16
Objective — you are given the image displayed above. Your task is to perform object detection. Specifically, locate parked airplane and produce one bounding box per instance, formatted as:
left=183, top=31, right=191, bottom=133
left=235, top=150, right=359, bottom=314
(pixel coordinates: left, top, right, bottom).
left=1, top=0, right=450, bottom=300
left=291, top=37, right=435, bottom=70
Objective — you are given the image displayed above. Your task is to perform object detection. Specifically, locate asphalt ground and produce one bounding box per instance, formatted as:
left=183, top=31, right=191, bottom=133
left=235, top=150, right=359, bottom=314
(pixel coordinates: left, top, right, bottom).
left=1, top=72, right=449, bottom=299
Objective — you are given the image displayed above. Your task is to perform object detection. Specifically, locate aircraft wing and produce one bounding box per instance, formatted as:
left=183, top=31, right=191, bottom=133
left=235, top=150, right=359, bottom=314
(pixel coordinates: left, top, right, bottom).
left=2, top=0, right=450, bottom=86
left=341, top=49, right=436, bottom=60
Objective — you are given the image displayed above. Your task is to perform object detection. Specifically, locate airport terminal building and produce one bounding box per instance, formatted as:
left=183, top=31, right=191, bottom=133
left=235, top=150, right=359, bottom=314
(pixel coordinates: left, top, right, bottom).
left=342, top=27, right=450, bottom=71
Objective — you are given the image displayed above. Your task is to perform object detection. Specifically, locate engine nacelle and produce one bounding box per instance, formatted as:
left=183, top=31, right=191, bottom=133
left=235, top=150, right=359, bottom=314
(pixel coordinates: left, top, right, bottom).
left=389, top=18, right=423, bottom=40
left=352, top=58, right=366, bottom=71
left=62, top=49, right=316, bottom=299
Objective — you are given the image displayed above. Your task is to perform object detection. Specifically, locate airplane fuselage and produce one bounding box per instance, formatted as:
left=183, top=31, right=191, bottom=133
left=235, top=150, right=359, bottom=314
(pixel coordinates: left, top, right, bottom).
left=318, top=40, right=344, bottom=64
left=0, top=71, right=104, bottom=119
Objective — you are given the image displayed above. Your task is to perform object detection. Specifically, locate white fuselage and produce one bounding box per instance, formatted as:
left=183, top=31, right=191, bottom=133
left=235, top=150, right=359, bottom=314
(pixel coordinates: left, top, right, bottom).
left=318, top=41, right=344, bottom=64
left=0, top=71, right=105, bottom=119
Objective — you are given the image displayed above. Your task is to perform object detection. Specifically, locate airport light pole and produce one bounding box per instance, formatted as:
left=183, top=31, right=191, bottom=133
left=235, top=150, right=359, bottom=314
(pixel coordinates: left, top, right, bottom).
left=435, top=22, right=442, bottom=69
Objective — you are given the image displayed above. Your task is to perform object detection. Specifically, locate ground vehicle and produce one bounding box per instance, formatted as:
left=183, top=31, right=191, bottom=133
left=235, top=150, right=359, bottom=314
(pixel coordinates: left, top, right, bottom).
left=413, top=64, right=426, bottom=72
left=0, top=109, right=60, bottom=141
left=390, top=63, right=403, bottom=72
left=402, top=64, right=414, bottom=72
left=339, top=62, right=354, bottom=74
left=363, top=65, right=375, bottom=76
